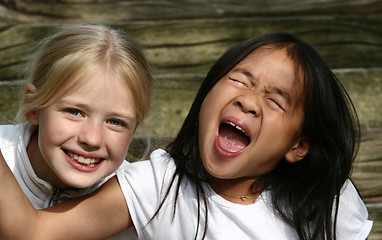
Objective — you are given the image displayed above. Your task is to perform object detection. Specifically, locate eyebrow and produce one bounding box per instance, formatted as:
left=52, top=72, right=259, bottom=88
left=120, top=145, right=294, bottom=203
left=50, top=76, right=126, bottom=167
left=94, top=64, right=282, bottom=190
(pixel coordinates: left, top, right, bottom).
left=56, top=99, right=137, bottom=121
left=232, top=68, right=258, bottom=86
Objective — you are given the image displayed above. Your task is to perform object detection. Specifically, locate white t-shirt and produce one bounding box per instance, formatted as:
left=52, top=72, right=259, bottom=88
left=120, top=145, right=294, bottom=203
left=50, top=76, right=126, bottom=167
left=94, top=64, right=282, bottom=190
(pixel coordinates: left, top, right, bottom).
left=0, top=124, right=135, bottom=240
left=117, top=149, right=373, bottom=240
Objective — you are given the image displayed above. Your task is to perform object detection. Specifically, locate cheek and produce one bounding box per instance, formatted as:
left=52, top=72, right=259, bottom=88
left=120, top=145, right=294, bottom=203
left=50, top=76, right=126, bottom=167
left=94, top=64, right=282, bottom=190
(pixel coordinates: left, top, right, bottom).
left=107, top=131, right=135, bottom=158
left=285, top=111, right=305, bottom=137
left=36, top=127, right=60, bottom=164
left=198, top=109, right=216, bottom=155
left=37, top=116, right=62, bottom=146
left=39, top=110, right=73, bottom=135
left=198, top=101, right=210, bottom=138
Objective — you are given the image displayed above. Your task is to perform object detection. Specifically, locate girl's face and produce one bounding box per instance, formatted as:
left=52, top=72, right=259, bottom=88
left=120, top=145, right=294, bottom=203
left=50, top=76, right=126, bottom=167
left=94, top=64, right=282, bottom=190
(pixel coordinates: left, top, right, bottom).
left=199, top=47, right=308, bottom=180
left=27, top=70, right=138, bottom=189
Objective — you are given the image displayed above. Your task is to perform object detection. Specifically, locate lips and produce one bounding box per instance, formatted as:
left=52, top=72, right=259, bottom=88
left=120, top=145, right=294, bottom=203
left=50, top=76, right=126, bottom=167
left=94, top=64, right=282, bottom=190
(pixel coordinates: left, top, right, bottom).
left=215, top=120, right=250, bottom=158
left=63, top=150, right=103, bottom=173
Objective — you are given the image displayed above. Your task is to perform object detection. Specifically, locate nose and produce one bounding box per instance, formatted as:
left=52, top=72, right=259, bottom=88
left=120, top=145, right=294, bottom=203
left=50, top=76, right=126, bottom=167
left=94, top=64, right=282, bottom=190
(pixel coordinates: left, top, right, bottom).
left=78, top=121, right=103, bottom=151
left=234, top=94, right=261, bottom=117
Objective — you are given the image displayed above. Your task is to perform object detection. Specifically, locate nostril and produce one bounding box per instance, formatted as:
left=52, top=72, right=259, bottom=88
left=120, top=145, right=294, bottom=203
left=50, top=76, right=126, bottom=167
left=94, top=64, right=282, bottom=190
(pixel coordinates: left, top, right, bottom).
left=235, top=98, right=258, bottom=116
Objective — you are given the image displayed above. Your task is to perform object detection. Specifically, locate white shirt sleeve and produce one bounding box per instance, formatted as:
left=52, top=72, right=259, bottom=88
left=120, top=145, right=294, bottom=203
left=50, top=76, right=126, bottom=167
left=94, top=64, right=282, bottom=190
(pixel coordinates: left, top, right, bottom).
left=336, top=179, right=373, bottom=240
left=116, top=149, right=175, bottom=239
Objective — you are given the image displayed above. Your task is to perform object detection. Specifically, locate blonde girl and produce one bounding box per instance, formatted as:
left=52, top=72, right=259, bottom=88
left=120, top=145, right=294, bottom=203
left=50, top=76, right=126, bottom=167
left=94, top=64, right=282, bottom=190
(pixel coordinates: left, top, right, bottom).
left=0, top=23, right=151, bottom=239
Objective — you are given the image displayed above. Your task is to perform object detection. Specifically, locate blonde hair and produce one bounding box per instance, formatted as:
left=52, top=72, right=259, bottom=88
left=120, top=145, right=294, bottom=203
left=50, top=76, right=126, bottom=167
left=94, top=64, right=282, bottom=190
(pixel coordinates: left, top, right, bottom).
left=17, top=24, right=152, bottom=124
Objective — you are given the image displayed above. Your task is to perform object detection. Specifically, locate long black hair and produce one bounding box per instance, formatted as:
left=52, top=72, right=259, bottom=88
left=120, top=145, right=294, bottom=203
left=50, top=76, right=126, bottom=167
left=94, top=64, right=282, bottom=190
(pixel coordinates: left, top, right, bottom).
left=162, top=32, right=360, bottom=240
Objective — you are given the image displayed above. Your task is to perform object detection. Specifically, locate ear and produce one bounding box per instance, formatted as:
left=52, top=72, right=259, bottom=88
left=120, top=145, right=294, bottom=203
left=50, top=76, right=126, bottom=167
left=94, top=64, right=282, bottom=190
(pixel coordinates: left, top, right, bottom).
left=285, top=136, right=311, bottom=163
left=23, top=83, right=39, bottom=125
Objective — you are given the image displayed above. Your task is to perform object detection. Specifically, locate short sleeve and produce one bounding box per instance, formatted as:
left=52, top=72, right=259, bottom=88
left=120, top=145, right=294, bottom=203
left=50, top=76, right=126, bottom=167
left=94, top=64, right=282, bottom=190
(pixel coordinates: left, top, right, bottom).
left=116, top=149, right=175, bottom=239
left=336, top=179, right=373, bottom=240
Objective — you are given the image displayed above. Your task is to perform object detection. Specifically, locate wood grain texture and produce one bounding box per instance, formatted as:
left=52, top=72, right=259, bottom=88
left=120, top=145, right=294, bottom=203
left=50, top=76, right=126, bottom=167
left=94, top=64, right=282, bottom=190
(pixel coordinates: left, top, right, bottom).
left=0, top=1, right=381, bottom=238
left=1, top=0, right=382, bottom=23
left=1, top=16, right=382, bottom=81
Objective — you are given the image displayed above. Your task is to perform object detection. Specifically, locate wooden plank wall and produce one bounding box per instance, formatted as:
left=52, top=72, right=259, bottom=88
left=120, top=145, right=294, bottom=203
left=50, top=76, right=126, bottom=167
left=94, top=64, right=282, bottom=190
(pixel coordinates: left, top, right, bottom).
left=0, top=1, right=381, bottom=238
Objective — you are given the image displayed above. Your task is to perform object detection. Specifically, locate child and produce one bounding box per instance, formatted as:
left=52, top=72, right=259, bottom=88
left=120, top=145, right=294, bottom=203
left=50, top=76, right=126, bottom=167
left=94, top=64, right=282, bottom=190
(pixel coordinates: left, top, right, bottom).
left=0, top=32, right=372, bottom=240
left=0, top=24, right=152, bottom=239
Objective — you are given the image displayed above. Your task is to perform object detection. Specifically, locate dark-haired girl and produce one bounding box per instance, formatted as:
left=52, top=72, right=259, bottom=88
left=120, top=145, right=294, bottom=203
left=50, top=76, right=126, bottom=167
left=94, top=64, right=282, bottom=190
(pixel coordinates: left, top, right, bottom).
left=0, top=32, right=372, bottom=240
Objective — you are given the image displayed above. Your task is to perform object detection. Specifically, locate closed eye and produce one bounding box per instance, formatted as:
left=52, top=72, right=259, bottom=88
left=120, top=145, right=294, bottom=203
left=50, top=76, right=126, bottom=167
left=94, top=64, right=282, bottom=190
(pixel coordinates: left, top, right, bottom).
left=229, top=77, right=249, bottom=88
left=266, top=98, right=285, bottom=111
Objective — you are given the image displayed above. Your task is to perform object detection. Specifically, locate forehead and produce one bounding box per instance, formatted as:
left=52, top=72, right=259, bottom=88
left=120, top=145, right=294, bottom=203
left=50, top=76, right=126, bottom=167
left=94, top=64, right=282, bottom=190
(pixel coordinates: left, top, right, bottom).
left=72, top=64, right=131, bottom=91
left=51, top=66, right=133, bottom=104
left=75, top=69, right=133, bottom=96
left=62, top=70, right=137, bottom=114
left=233, top=47, right=305, bottom=104
left=237, top=47, right=298, bottom=79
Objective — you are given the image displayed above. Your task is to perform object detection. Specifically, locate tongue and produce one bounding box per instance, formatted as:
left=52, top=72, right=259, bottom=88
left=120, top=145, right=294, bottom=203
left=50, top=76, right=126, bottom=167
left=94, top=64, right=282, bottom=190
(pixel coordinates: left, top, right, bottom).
left=218, top=124, right=249, bottom=152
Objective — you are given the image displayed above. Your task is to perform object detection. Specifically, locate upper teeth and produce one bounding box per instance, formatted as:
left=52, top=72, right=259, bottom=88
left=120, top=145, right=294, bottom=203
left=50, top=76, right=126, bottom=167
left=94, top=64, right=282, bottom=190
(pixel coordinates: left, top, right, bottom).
left=67, top=152, right=100, bottom=166
left=227, top=121, right=247, bottom=136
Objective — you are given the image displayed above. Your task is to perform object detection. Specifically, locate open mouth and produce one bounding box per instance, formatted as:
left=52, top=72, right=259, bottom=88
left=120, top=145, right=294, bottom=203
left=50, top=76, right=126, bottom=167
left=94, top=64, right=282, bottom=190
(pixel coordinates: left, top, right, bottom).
left=217, top=121, right=250, bottom=153
left=66, top=151, right=101, bottom=167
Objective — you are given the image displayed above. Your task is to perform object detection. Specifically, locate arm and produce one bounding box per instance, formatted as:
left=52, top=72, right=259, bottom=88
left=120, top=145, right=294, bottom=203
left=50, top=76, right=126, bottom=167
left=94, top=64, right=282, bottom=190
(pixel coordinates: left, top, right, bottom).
left=0, top=152, right=37, bottom=239
left=0, top=153, right=132, bottom=239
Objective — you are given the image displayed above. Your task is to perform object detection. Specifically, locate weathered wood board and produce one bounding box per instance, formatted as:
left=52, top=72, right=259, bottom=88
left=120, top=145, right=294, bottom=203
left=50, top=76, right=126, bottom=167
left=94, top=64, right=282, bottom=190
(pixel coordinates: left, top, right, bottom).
left=1, top=16, right=382, bottom=81
left=1, top=0, right=382, bottom=23
left=0, top=1, right=381, bottom=238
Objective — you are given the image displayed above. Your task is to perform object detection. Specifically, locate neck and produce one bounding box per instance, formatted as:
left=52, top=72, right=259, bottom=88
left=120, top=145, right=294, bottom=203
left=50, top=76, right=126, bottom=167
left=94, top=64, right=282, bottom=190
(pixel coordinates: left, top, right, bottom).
left=206, top=174, right=260, bottom=205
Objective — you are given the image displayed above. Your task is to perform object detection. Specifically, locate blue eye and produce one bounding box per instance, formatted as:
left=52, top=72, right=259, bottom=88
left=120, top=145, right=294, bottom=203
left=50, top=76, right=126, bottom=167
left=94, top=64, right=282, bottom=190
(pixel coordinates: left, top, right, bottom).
left=108, top=119, right=125, bottom=127
left=67, top=109, right=81, bottom=116
left=109, top=120, right=120, bottom=125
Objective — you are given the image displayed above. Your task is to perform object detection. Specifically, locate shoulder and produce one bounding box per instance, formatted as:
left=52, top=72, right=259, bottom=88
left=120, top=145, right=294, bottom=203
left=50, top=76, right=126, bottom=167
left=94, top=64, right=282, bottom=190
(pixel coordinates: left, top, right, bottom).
left=149, top=148, right=175, bottom=171
left=338, top=179, right=368, bottom=213
left=115, top=149, right=177, bottom=237
left=0, top=124, right=20, bottom=148
left=124, top=149, right=174, bottom=175
left=116, top=149, right=176, bottom=193
left=336, top=179, right=373, bottom=240
left=0, top=125, right=22, bottom=170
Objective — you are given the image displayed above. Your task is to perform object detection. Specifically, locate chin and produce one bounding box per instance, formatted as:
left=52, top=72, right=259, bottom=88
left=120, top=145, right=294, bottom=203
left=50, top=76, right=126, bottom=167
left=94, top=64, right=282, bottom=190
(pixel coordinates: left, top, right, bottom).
left=63, top=177, right=97, bottom=189
left=205, top=167, right=235, bottom=180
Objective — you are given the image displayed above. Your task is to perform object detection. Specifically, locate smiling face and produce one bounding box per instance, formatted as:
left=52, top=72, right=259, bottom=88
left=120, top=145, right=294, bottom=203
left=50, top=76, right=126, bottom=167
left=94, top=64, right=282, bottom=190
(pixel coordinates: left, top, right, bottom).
left=26, top=69, right=138, bottom=189
left=199, top=46, right=309, bottom=180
